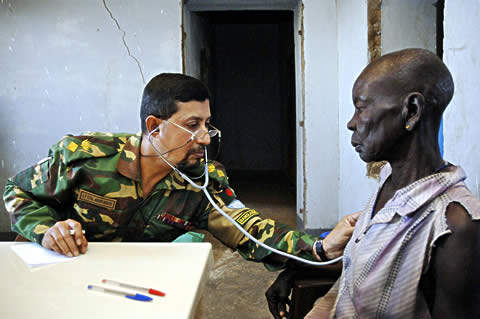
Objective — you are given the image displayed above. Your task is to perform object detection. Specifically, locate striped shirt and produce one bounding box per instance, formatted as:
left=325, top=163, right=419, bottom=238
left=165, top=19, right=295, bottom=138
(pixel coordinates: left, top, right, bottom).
left=307, top=164, right=480, bottom=319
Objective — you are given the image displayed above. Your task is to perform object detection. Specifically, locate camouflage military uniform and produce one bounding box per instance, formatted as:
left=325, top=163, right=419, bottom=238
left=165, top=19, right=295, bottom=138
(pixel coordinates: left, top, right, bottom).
left=4, top=132, right=317, bottom=268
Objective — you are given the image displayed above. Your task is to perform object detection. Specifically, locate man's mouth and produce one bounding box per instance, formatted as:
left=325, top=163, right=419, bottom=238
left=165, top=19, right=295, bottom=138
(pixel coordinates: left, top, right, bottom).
left=351, top=139, right=362, bottom=152
left=189, top=148, right=204, bottom=158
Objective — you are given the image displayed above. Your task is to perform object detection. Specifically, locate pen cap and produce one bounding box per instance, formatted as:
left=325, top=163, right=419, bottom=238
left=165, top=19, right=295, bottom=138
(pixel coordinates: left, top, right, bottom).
left=149, top=288, right=166, bottom=296
left=126, top=294, right=152, bottom=302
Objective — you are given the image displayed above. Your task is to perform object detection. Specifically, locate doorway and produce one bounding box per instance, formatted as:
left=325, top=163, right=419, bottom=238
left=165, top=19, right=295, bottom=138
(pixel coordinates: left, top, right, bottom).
left=183, top=9, right=298, bottom=199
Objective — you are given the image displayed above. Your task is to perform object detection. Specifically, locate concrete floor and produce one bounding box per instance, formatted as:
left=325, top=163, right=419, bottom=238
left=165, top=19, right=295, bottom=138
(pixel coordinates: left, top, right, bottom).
left=195, top=173, right=297, bottom=319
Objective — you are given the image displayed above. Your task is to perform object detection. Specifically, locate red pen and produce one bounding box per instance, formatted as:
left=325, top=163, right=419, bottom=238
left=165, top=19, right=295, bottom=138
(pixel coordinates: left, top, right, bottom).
left=102, top=279, right=166, bottom=296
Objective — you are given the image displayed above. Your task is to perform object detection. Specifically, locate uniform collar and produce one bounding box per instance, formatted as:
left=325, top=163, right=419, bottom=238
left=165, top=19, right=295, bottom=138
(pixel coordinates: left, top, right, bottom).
left=116, top=132, right=142, bottom=182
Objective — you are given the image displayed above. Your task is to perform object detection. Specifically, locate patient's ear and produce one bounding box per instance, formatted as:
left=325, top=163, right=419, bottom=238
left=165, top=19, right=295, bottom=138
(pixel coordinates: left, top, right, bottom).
left=402, top=92, right=424, bottom=131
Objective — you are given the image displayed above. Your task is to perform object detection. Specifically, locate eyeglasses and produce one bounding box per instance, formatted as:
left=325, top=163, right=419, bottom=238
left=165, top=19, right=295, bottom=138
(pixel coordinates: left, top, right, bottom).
left=166, top=120, right=221, bottom=141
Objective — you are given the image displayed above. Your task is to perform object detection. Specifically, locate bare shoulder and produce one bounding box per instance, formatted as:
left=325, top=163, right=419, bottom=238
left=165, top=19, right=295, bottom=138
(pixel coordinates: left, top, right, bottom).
left=426, top=202, right=480, bottom=317
left=438, top=202, right=478, bottom=255
left=445, top=202, right=478, bottom=235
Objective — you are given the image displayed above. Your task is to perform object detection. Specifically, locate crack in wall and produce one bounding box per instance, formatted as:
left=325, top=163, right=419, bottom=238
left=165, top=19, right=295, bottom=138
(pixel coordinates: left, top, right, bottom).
left=102, top=0, right=146, bottom=84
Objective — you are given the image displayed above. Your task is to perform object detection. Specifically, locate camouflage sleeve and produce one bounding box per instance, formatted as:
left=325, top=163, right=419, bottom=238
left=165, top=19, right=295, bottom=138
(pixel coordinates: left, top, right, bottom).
left=205, top=184, right=318, bottom=270
left=3, top=139, right=75, bottom=243
left=192, top=161, right=317, bottom=270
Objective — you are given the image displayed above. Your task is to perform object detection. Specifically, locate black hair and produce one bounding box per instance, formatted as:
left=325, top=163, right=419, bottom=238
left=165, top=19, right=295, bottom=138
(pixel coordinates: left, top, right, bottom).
left=140, top=73, right=211, bottom=134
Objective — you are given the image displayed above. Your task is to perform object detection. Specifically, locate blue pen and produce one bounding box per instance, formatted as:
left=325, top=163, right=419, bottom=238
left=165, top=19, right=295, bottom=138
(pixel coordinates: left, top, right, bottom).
left=88, top=285, right=152, bottom=302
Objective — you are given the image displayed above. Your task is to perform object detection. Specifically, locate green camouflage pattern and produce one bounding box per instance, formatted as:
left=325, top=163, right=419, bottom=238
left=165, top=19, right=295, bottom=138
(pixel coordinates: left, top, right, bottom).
left=3, top=132, right=317, bottom=268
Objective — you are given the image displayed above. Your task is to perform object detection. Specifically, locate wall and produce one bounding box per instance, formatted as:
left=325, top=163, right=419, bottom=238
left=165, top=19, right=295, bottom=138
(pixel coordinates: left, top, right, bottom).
left=183, top=10, right=210, bottom=80
left=381, top=0, right=436, bottom=54
left=337, top=0, right=377, bottom=219
left=301, top=0, right=339, bottom=230
left=0, top=0, right=182, bottom=232
left=293, top=1, right=305, bottom=227
left=5, top=0, right=472, bottom=235
left=443, top=1, right=480, bottom=198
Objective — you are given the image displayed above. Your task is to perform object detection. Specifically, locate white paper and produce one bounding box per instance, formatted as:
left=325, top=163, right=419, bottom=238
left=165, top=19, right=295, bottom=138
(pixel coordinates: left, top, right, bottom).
left=11, top=243, right=80, bottom=268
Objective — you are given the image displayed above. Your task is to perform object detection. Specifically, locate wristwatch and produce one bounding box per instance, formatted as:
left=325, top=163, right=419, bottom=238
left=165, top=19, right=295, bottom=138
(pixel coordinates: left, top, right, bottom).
left=315, top=239, right=330, bottom=261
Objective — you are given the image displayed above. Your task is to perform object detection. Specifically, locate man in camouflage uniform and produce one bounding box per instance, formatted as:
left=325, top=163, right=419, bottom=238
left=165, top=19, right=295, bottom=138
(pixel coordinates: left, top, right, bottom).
left=3, top=73, right=357, bottom=270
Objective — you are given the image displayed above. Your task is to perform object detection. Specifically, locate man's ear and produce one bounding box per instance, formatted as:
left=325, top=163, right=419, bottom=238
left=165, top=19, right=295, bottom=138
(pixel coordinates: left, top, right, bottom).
left=402, top=92, right=424, bottom=131
left=145, top=115, right=163, bottom=134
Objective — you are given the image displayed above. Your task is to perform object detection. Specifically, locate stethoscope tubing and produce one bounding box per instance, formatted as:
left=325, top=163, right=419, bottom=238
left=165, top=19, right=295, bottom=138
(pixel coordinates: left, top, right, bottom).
left=149, top=130, right=342, bottom=266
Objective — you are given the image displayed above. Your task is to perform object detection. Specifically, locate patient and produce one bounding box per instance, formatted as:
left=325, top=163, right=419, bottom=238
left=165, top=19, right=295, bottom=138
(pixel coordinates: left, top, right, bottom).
left=303, top=48, right=480, bottom=318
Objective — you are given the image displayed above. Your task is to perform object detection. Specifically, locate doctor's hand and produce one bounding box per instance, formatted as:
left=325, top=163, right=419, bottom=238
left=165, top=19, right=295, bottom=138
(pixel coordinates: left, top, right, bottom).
left=322, top=211, right=361, bottom=260
left=41, top=219, right=88, bottom=257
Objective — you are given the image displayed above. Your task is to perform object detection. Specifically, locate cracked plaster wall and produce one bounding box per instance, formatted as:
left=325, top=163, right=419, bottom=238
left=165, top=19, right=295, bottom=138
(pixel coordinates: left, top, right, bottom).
left=0, top=0, right=182, bottom=232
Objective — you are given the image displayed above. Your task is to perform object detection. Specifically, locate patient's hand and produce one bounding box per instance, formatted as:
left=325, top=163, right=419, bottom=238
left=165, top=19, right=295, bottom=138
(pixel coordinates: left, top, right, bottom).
left=322, top=212, right=361, bottom=260
left=265, top=267, right=295, bottom=319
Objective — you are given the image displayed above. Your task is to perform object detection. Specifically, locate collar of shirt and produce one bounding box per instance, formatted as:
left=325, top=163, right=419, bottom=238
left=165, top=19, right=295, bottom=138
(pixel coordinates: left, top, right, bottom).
left=370, top=163, right=466, bottom=225
left=116, top=132, right=142, bottom=182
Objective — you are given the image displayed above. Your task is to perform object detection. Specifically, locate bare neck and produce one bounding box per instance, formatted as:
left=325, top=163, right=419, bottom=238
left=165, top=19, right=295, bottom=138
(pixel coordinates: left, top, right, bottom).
left=372, top=127, right=444, bottom=217
left=386, top=127, right=444, bottom=191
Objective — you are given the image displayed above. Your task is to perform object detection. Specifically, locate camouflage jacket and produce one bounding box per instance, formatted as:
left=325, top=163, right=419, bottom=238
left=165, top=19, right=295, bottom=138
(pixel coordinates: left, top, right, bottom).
left=3, top=132, right=317, bottom=268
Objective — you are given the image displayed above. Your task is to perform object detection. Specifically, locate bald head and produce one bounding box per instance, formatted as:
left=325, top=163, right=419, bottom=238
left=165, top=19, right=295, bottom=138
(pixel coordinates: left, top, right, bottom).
left=348, top=49, right=455, bottom=163
left=354, top=48, right=454, bottom=118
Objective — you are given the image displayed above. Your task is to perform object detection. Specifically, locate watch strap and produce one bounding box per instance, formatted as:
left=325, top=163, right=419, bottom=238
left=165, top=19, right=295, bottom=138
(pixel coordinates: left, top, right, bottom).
left=315, top=239, right=330, bottom=261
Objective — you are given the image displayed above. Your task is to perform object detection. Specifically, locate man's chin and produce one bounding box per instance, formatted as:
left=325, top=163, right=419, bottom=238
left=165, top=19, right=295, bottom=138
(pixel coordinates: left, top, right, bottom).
left=359, top=151, right=383, bottom=163
left=358, top=153, right=370, bottom=163
left=177, top=158, right=202, bottom=171
left=357, top=150, right=372, bottom=163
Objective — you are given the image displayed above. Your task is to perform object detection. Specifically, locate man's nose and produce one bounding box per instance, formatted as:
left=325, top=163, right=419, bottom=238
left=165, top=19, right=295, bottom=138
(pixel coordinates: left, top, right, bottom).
left=347, top=117, right=356, bottom=131
left=194, top=129, right=211, bottom=145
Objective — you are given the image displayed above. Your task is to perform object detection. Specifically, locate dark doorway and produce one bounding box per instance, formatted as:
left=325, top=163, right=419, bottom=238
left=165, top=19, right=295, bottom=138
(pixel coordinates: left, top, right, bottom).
left=189, top=11, right=297, bottom=194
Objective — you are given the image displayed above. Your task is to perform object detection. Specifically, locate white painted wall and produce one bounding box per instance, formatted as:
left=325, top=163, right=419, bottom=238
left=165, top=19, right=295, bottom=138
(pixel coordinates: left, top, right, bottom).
left=301, top=0, right=339, bottom=230
left=337, top=0, right=377, bottom=219
left=443, top=1, right=480, bottom=199
left=0, top=0, right=182, bottom=231
left=381, top=0, right=436, bottom=54
left=301, top=0, right=375, bottom=230
left=293, top=1, right=306, bottom=226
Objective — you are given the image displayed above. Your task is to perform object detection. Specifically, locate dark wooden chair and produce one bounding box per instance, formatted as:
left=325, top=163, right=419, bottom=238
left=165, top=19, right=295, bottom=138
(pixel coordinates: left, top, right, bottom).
left=290, top=263, right=342, bottom=319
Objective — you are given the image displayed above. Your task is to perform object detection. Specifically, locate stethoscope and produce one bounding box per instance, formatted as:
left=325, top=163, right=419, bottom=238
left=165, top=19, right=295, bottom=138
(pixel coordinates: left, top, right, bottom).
left=146, top=126, right=342, bottom=266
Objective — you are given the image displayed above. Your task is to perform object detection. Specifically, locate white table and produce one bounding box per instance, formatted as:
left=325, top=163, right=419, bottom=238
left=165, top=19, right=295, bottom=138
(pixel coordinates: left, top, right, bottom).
left=0, top=242, right=213, bottom=319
